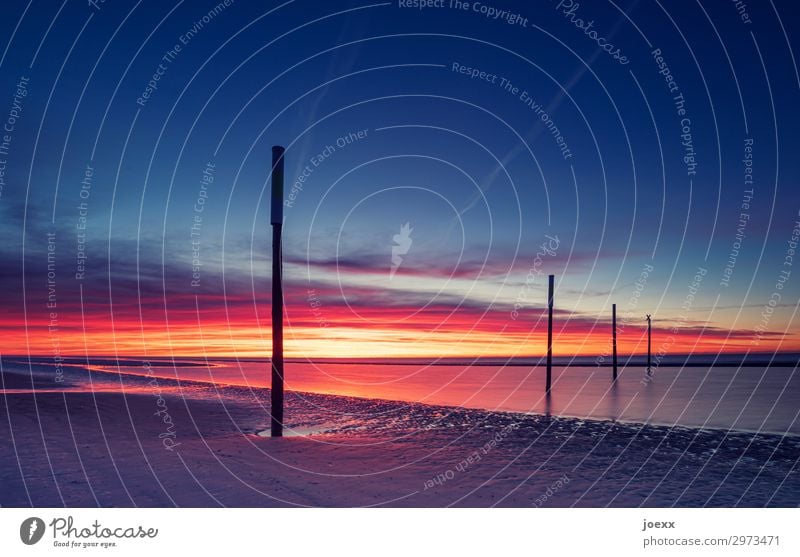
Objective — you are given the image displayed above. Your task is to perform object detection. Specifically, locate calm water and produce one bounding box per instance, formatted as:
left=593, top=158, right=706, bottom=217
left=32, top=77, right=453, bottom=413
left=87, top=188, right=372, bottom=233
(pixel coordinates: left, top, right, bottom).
left=95, top=360, right=800, bottom=435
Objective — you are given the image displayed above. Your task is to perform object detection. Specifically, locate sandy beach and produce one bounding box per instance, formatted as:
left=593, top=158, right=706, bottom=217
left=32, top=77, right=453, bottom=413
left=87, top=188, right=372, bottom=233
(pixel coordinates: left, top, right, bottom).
left=1, top=362, right=798, bottom=508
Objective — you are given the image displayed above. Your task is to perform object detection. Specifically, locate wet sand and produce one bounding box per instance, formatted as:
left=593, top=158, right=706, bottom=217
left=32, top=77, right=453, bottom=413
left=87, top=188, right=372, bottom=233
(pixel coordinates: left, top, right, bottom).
left=1, top=365, right=798, bottom=507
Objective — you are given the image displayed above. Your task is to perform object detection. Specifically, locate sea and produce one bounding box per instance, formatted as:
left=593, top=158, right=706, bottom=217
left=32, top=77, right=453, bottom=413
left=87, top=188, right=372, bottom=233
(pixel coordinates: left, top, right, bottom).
left=6, top=354, right=799, bottom=436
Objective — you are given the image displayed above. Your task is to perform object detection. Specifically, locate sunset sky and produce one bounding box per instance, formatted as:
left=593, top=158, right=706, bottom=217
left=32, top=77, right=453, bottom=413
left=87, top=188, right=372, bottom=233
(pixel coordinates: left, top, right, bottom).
left=0, top=0, right=798, bottom=359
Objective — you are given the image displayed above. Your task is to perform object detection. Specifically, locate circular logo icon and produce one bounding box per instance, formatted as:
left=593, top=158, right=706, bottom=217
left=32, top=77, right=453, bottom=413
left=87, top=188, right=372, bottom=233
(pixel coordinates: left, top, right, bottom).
left=20, top=517, right=45, bottom=545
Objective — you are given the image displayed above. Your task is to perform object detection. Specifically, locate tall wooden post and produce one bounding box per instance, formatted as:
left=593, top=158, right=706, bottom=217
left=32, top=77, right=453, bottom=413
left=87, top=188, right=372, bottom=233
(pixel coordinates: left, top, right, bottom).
left=270, top=146, right=285, bottom=437
left=546, top=274, right=554, bottom=394
left=646, top=314, right=652, bottom=376
left=612, top=303, right=618, bottom=381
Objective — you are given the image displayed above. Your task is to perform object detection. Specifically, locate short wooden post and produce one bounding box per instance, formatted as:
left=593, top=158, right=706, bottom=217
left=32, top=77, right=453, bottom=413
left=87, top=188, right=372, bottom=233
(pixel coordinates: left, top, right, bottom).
left=646, top=314, right=652, bottom=376
left=612, top=303, right=618, bottom=381
left=546, top=274, right=554, bottom=394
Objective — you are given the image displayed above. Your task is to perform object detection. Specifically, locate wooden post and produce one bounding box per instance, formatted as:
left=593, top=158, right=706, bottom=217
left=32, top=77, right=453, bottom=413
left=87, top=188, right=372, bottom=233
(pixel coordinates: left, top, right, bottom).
left=546, top=274, right=554, bottom=394
left=612, top=303, right=618, bottom=381
left=270, top=146, right=285, bottom=437
left=646, top=314, right=652, bottom=376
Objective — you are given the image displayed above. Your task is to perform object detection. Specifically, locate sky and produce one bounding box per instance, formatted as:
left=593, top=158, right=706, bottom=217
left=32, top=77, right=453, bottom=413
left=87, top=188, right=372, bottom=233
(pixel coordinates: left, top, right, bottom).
left=0, top=0, right=798, bottom=359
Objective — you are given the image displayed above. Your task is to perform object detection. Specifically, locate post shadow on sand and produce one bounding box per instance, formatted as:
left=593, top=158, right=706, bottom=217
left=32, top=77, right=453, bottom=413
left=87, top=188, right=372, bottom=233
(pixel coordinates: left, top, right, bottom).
left=608, top=379, right=620, bottom=421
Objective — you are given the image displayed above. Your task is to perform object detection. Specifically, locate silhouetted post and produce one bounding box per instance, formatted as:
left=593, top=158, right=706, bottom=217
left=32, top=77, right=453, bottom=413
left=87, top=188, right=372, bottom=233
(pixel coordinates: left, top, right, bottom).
left=546, top=274, right=554, bottom=394
left=646, top=314, right=652, bottom=376
left=270, top=146, right=285, bottom=437
left=612, top=303, right=618, bottom=381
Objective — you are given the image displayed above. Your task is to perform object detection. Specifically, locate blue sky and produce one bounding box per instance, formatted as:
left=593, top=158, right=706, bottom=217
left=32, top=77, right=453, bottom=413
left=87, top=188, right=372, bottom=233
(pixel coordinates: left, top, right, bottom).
left=0, top=0, right=798, bottom=356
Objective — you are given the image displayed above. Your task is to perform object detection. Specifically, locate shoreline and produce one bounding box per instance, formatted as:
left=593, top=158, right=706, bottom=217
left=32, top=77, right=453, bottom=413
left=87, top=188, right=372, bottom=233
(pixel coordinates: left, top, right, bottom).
left=5, top=353, right=800, bottom=368
left=2, top=362, right=798, bottom=438
left=1, top=364, right=799, bottom=507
